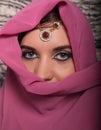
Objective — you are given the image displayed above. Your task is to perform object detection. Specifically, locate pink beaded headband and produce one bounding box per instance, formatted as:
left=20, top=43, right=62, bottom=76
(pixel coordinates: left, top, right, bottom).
left=36, top=21, right=61, bottom=42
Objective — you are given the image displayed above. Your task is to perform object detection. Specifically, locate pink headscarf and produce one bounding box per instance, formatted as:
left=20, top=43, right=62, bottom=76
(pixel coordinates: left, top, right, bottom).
left=0, top=0, right=101, bottom=130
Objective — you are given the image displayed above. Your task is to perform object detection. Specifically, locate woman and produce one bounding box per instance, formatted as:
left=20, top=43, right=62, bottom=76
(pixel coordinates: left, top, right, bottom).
left=18, top=6, right=75, bottom=82
left=0, top=0, right=100, bottom=130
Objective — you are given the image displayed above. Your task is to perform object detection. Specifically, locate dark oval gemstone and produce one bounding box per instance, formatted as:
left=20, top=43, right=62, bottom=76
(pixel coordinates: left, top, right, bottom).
left=42, top=31, right=49, bottom=39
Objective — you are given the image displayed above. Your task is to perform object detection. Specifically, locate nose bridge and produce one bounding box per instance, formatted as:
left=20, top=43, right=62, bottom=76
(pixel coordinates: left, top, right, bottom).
left=35, top=57, right=53, bottom=80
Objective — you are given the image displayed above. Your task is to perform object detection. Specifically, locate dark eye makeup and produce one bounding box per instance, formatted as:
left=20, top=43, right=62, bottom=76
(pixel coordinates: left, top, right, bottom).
left=52, top=51, right=72, bottom=61
left=22, top=50, right=38, bottom=59
left=22, top=49, right=72, bottom=62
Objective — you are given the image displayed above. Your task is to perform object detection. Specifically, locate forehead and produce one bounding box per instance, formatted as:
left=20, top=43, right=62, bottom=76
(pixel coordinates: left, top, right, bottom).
left=21, top=25, right=70, bottom=50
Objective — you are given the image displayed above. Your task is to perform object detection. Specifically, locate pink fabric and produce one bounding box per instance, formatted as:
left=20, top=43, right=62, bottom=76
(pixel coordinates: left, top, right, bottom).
left=0, top=0, right=101, bottom=130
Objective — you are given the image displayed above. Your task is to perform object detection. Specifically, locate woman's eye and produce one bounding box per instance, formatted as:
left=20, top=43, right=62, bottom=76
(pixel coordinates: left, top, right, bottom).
left=22, top=51, right=38, bottom=59
left=54, top=51, right=72, bottom=61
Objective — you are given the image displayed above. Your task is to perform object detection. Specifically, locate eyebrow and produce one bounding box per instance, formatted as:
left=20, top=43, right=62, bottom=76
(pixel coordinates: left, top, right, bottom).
left=53, top=45, right=71, bottom=52
left=20, top=45, right=71, bottom=51
left=20, top=45, right=36, bottom=51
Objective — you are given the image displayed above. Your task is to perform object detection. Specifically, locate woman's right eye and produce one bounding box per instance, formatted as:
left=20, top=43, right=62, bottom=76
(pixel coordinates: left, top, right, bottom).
left=22, top=50, right=38, bottom=59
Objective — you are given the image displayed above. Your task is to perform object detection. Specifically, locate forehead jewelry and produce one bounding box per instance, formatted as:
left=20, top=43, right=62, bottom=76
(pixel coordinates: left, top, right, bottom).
left=36, top=21, right=61, bottom=42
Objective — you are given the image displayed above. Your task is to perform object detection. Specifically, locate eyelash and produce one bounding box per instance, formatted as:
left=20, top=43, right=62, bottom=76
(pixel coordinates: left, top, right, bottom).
left=22, top=50, right=38, bottom=59
left=53, top=51, right=72, bottom=61
left=22, top=50, right=72, bottom=61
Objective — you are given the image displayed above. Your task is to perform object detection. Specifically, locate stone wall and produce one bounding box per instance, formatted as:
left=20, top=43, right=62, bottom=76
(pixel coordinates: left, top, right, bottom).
left=71, top=0, right=101, bottom=60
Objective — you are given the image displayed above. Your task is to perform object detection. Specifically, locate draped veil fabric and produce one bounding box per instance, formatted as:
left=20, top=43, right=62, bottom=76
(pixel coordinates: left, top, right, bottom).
left=0, top=0, right=101, bottom=130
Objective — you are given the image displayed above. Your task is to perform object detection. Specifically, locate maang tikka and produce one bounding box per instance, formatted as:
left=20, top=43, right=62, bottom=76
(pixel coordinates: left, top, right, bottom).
left=36, top=21, right=61, bottom=42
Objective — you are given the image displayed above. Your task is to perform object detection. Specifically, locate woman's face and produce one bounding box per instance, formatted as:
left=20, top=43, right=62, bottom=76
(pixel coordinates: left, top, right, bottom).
left=20, top=25, right=75, bottom=82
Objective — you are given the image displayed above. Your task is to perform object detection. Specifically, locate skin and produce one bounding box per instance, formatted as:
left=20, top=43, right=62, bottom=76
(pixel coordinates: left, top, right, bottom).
left=20, top=25, right=75, bottom=82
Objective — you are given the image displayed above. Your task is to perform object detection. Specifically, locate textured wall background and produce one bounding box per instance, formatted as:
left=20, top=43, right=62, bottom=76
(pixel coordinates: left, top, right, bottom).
left=0, top=0, right=31, bottom=27
left=0, top=0, right=32, bottom=86
left=71, top=0, right=101, bottom=60
left=0, top=0, right=101, bottom=86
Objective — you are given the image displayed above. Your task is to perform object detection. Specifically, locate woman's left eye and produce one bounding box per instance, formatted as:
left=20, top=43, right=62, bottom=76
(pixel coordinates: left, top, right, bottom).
left=53, top=51, right=72, bottom=61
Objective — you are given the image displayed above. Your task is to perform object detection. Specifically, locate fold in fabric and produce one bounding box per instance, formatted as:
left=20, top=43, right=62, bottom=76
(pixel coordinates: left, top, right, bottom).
left=0, top=0, right=101, bottom=130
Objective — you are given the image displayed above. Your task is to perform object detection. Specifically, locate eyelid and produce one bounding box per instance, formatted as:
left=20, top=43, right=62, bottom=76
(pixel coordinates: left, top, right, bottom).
left=52, top=50, right=71, bottom=58
left=21, top=49, right=38, bottom=55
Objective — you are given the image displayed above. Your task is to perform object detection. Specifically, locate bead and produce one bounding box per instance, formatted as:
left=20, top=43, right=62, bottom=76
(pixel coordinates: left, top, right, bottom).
left=53, top=22, right=61, bottom=28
